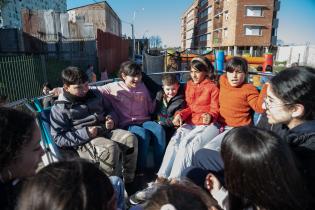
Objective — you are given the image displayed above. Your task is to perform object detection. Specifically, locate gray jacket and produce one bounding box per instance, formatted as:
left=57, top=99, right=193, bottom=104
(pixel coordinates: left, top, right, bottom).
left=50, top=89, right=118, bottom=148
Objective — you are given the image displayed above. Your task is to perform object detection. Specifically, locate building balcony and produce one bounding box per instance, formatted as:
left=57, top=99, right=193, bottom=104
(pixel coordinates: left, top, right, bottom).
left=271, top=35, right=277, bottom=45
left=274, top=0, right=281, bottom=11
left=272, top=18, right=279, bottom=28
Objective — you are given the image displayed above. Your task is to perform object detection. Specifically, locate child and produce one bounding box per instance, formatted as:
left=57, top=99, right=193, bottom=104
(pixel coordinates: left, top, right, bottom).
left=0, top=107, right=44, bottom=210
left=199, top=56, right=266, bottom=152
left=154, top=73, right=185, bottom=141
left=138, top=181, right=219, bottom=210
left=97, top=61, right=166, bottom=172
left=42, top=82, right=55, bottom=108
left=129, top=56, right=220, bottom=204
left=206, top=126, right=313, bottom=210
left=17, top=160, right=125, bottom=210
left=50, top=67, right=138, bottom=183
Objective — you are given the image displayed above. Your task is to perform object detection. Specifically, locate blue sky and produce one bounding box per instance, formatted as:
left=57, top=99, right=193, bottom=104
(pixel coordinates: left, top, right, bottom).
left=68, top=0, right=315, bottom=47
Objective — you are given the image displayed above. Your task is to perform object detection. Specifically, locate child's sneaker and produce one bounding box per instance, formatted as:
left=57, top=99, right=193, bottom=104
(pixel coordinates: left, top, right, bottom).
left=129, top=182, right=157, bottom=205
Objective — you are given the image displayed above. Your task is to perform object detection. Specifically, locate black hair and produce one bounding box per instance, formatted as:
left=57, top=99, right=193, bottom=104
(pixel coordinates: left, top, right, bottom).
left=0, top=107, right=36, bottom=170
left=61, top=66, right=88, bottom=85
left=226, top=57, right=248, bottom=74
left=256, top=65, right=263, bottom=72
left=221, top=126, right=312, bottom=210
left=17, top=160, right=115, bottom=210
left=265, top=65, right=273, bottom=72
left=161, top=74, right=179, bottom=86
left=42, top=82, right=52, bottom=90
left=191, top=56, right=214, bottom=74
left=119, top=61, right=142, bottom=79
left=270, top=66, right=315, bottom=120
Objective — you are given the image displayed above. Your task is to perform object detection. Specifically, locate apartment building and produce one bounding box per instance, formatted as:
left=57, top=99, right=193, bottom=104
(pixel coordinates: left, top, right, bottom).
left=68, top=1, right=122, bottom=37
left=181, top=0, right=280, bottom=56
left=0, top=0, right=66, bottom=28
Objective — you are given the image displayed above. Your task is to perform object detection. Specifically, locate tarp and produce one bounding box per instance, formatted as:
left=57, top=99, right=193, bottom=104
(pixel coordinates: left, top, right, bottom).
left=143, top=53, right=165, bottom=85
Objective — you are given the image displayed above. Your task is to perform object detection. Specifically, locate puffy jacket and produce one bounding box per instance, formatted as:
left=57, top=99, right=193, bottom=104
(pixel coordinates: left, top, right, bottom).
left=97, top=81, right=154, bottom=128
left=154, top=86, right=186, bottom=127
left=50, top=89, right=118, bottom=148
left=177, top=78, right=219, bottom=125
left=286, top=120, right=315, bottom=197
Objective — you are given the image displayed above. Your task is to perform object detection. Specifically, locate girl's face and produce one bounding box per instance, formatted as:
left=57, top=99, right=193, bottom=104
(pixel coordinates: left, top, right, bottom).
left=122, top=73, right=142, bottom=88
left=226, top=67, right=246, bottom=87
left=9, top=124, right=44, bottom=178
left=190, top=67, right=207, bottom=84
left=263, top=85, right=293, bottom=125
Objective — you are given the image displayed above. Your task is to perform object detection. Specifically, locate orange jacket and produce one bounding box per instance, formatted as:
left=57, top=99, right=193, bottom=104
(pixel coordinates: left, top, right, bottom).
left=177, top=78, right=220, bottom=125
left=219, top=75, right=266, bottom=127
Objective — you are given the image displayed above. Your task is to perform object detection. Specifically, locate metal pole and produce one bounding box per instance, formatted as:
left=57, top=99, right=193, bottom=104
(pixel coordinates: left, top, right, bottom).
left=132, top=23, right=135, bottom=61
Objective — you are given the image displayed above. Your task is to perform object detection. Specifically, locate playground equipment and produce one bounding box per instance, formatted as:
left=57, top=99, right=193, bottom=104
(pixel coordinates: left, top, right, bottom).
left=175, top=51, right=273, bottom=73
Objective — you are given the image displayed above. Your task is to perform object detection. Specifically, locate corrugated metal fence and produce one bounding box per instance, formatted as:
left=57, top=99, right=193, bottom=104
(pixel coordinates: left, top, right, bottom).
left=0, top=55, right=45, bottom=101
left=97, top=29, right=129, bottom=75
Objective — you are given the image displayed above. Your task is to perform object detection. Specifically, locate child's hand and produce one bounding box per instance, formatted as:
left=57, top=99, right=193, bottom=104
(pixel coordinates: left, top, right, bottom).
left=87, top=126, right=98, bottom=138
left=204, top=173, right=221, bottom=194
left=49, top=87, right=62, bottom=97
left=105, top=116, right=114, bottom=130
left=172, top=114, right=183, bottom=127
left=202, top=113, right=211, bottom=125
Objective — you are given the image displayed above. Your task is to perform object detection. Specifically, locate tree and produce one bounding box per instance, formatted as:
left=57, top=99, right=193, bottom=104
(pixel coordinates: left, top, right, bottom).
left=149, top=35, right=163, bottom=49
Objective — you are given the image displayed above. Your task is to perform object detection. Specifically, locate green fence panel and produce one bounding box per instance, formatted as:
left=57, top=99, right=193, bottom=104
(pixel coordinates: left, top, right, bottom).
left=0, top=55, right=45, bottom=102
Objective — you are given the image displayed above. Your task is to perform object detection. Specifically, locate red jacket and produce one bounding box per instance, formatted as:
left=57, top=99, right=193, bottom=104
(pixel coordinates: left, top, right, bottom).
left=177, top=78, right=219, bottom=125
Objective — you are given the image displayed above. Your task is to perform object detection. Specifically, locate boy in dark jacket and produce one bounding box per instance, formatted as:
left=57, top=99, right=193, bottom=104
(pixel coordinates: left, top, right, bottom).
left=155, top=74, right=186, bottom=142
left=50, top=67, right=138, bottom=183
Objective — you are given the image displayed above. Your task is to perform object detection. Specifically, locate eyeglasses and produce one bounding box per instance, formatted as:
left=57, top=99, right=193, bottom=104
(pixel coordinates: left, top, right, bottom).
left=263, top=97, right=292, bottom=109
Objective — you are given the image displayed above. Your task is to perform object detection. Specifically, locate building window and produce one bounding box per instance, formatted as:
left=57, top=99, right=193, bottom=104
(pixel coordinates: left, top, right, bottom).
left=224, top=28, right=228, bottom=38
left=245, top=6, right=263, bottom=17
left=244, top=25, right=262, bottom=36
left=224, top=12, right=229, bottom=20
left=200, top=0, right=208, bottom=7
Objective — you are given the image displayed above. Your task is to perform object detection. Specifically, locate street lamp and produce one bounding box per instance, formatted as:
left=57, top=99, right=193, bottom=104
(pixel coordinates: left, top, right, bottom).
left=132, top=8, right=144, bottom=61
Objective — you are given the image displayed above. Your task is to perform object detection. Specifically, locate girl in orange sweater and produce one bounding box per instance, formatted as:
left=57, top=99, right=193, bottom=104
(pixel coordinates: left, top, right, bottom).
left=156, top=56, right=220, bottom=180
left=200, top=56, right=266, bottom=152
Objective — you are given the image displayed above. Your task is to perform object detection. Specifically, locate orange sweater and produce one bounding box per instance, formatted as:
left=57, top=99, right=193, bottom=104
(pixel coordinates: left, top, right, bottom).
left=178, top=78, right=220, bottom=125
left=219, top=75, right=266, bottom=127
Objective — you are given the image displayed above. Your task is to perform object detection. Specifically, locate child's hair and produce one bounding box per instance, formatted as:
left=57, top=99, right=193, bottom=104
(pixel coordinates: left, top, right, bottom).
left=142, top=181, right=219, bottom=210
left=17, top=160, right=115, bottom=210
left=270, top=66, right=315, bottom=120
left=256, top=65, right=263, bottom=72
left=119, top=60, right=142, bottom=78
left=265, top=65, right=273, bottom=72
left=61, top=66, right=88, bottom=85
left=226, top=56, right=248, bottom=74
left=221, top=126, right=312, bottom=210
left=0, top=107, right=36, bottom=170
left=42, top=82, right=52, bottom=90
left=161, top=74, right=179, bottom=86
left=191, top=56, right=214, bottom=74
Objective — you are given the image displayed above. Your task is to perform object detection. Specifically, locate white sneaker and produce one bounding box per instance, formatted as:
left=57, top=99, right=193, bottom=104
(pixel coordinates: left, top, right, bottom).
left=129, top=182, right=156, bottom=205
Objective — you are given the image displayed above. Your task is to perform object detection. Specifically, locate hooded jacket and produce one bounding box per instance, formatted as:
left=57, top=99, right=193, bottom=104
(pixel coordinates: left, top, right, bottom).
left=50, top=89, right=118, bottom=148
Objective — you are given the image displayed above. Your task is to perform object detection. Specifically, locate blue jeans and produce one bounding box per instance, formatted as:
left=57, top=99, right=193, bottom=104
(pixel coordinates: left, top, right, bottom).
left=128, top=121, right=166, bottom=171
left=109, top=176, right=125, bottom=210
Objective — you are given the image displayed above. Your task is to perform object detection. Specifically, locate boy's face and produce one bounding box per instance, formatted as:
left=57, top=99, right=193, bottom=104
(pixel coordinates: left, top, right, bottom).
left=64, top=82, right=89, bottom=97
left=226, top=67, right=246, bottom=87
left=163, top=83, right=179, bottom=99
left=122, top=73, right=142, bottom=88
